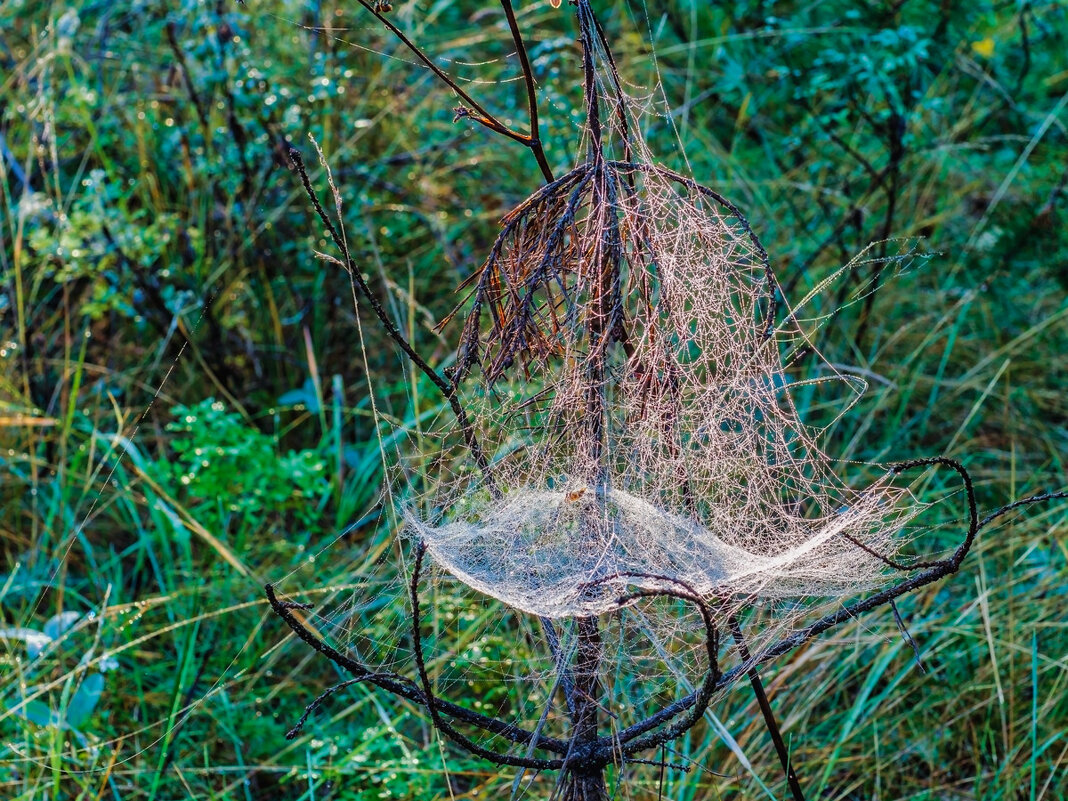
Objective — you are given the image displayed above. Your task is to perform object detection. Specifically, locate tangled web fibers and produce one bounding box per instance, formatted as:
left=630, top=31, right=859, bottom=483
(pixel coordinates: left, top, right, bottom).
left=407, top=156, right=920, bottom=622
left=407, top=8, right=921, bottom=628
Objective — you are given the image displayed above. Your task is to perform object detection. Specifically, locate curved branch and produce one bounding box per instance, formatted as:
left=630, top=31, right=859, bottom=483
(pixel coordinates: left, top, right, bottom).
left=889, top=456, right=978, bottom=569
left=605, top=456, right=988, bottom=748
left=836, top=456, right=982, bottom=573
left=265, top=584, right=566, bottom=754
left=605, top=555, right=963, bottom=749
left=574, top=572, right=721, bottom=758
left=408, top=544, right=567, bottom=768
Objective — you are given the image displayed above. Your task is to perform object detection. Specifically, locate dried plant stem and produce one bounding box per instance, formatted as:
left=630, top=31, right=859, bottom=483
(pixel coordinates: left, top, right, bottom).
left=729, top=614, right=805, bottom=801
left=351, top=0, right=554, bottom=182
left=500, top=0, right=554, bottom=182
left=286, top=147, right=495, bottom=485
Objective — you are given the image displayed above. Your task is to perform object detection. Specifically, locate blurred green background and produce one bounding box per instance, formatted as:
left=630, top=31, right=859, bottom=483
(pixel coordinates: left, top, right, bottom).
left=1, top=0, right=1066, bottom=798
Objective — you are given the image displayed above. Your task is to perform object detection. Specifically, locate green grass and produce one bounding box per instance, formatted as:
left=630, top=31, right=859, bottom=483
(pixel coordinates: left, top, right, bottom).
left=1, top=0, right=1066, bottom=799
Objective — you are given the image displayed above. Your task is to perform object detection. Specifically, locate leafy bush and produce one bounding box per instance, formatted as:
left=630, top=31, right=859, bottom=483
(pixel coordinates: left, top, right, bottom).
left=150, top=398, right=331, bottom=539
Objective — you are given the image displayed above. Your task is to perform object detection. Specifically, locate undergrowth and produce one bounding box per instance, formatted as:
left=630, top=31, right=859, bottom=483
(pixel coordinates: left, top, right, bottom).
left=1, top=0, right=1066, bottom=799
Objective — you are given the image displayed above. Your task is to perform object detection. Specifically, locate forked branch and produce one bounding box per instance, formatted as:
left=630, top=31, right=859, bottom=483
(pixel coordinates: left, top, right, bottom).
left=351, top=0, right=554, bottom=182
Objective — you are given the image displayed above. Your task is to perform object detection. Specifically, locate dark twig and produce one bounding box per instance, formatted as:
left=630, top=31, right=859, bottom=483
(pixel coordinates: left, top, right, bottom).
left=265, top=583, right=568, bottom=754
left=606, top=460, right=1068, bottom=748
left=979, top=490, right=1068, bottom=529
left=351, top=1, right=521, bottom=143
left=890, top=600, right=927, bottom=674
left=409, top=542, right=564, bottom=770
left=627, top=755, right=689, bottom=772
left=287, top=147, right=495, bottom=485
left=729, top=615, right=805, bottom=801
left=286, top=677, right=367, bottom=739
left=500, top=0, right=554, bottom=182
left=344, top=0, right=554, bottom=181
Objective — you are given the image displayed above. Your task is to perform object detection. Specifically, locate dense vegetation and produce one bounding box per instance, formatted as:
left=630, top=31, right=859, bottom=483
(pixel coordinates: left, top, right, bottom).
left=2, top=0, right=1066, bottom=798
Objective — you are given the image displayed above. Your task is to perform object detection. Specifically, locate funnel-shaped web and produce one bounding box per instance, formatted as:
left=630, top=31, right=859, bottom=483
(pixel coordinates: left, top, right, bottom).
left=407, top=7, right=918, bottom=622
left=408, top=157, right=918, bottom=620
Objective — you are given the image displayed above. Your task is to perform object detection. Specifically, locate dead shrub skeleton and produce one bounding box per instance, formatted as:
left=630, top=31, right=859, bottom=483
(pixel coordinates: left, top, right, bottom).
left=264, top=1, right=1067, bottom=798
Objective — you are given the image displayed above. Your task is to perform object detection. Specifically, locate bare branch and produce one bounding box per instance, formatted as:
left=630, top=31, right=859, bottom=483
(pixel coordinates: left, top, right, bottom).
left=500, top=0, right=554, bottom=182
left=265, top=584, right=568, bottom=754
left=286, top=147, right=495, bottom=484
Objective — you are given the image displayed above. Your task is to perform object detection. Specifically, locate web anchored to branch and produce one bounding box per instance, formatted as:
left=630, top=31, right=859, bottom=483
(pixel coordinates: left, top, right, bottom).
left=410, top=0, right=918, bottom=631
left=413, top=153, right=918, bottom=623
left=271, top=1, right=1067, bottom=796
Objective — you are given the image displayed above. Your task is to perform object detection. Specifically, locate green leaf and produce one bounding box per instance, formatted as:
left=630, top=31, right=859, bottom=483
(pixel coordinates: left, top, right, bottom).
left=67, top=673, right=105, bottom=729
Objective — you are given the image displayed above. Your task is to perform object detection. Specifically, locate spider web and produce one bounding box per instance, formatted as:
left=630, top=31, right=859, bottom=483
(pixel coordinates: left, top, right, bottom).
left=284, top=8, right=952, bottom=766
left=237, top=13, right=984, bottom=795
left=247, top=5, right=974, bottom=790
left=405, top=14, right=925, bottom=638
left=8, top=4, right=1060, bottom=796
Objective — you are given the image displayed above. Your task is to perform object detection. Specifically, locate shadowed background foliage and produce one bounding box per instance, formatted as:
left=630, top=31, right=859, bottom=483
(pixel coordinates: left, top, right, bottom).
left=1, top=0, right=1066, bottom=798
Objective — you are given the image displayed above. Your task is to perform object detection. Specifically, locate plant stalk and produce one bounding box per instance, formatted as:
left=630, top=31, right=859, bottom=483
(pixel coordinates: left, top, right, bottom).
left=729, top=614, right=805, bottom=801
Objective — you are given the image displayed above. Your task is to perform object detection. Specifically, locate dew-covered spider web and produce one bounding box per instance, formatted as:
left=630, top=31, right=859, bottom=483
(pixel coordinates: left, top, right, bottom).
left=199, top=2, right=1063, bottom=794
left=255, top=2, right=969, bottom=781
left=404, top=4, right=924, bottom=632
left=250, top=10, right=964, bottom=764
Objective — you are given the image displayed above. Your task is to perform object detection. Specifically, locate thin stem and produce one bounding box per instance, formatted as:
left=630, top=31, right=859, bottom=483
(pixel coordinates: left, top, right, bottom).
left=980, top=490, right=1068, bottom=529
left=729, top=615, right=805, bottom=801
left=348, top=0, right=556, bottom=182
left=352, top=0, right=523, bottom=142
left=500, top=0, right=554, bottom=182
left=578, top=0, right=603, bottom=162
left=285, top=677, right=368, bottom=740
left=890, top=599, right=927, bottom=673
left=287, top=147, right=495, bottom=486
left=587, top=0, right=632, bottom=162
